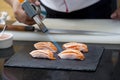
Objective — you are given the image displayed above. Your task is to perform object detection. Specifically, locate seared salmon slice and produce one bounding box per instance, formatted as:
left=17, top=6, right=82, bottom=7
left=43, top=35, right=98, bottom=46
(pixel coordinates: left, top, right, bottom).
left=58, top=49, right=85, bottom=60
left=34, top=42, right=58, bottom=53
left=62, top=42, right=88, bottom=53
left=29, top=49, right=56, bottom=60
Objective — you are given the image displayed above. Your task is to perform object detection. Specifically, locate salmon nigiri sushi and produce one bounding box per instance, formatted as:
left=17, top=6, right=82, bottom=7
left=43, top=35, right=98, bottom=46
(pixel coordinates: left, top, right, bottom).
left=29, top=49, right=56, bottom=60
left=62, top=42, right=88, bottom=53
left=58, top=49, right=85, bottom=60
left=34, top=42, right=58, bottom=53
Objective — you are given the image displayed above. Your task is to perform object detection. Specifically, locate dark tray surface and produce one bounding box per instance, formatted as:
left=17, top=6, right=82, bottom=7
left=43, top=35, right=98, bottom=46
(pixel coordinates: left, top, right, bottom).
left=4, top=42, right=104, bottom=71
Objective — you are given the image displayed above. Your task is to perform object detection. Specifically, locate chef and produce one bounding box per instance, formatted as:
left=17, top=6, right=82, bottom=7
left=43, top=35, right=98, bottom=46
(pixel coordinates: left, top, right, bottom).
left=4, top=0, right=120, bottom=25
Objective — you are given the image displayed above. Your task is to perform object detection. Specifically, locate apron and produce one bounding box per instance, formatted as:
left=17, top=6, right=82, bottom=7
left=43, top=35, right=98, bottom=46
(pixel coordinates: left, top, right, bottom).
left=41, top=0, right=116, bottom=19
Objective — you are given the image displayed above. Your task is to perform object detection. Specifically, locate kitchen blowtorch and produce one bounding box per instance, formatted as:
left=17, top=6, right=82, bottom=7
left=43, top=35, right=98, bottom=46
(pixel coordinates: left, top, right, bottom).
left=19, top=0, right=48, bottom=33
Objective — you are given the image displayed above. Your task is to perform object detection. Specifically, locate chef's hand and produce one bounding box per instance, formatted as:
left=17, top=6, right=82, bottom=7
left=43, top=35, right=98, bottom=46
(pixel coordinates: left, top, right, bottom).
left=11, top=0, right=40, bottom=25
left=14, top=0, right=40, bottom=25
left=111, top=8, right=120, bottom=19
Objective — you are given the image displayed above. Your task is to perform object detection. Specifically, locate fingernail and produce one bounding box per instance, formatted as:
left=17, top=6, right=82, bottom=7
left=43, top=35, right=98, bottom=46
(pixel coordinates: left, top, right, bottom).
left=111, top=13, right=117, bottom=18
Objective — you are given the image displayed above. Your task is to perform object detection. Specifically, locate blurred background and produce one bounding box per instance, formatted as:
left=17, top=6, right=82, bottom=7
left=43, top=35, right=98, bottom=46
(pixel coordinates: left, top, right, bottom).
left=0, top=0, right=16, bottom=21
left=0, top=0, right=120, bottom=22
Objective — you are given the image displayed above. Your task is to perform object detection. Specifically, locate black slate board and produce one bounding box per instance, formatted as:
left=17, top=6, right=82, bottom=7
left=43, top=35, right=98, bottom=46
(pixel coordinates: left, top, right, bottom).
left=4, top=44, right=104, bottom=71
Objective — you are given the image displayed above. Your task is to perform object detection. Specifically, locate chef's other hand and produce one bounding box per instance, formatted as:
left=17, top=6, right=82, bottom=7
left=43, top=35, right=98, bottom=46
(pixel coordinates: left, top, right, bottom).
left=13, top=0, right=40, bottom=25
left=111, top=8, right=120, bottom=19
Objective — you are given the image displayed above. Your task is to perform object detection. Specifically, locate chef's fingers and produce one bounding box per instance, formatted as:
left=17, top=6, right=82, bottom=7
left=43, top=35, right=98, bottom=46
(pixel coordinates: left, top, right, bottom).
left=29, top=0, right=37, bottom=3
left=111, top=12, right=117, bottom=19
left=34, top=0, right=40, bottom=6
left=29, top=0, right=40, bottom=5
left=111, top=8, right=120, bottom=19
left=18, top=17, right=35, bottom=25
left=23, top=20, right=35, bottom=25
left=15, top=8, right=35, bottom=25
left=18, top=15, right=35, bottom=25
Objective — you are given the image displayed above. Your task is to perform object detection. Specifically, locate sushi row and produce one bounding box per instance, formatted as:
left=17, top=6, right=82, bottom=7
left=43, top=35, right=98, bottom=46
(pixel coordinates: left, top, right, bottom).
left=29, top=42, right=88, bottom=60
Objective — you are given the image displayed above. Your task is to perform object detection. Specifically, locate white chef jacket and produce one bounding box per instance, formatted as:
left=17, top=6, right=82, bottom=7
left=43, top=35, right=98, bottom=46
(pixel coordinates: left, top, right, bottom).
left=40, top=0, right=100, bottom=12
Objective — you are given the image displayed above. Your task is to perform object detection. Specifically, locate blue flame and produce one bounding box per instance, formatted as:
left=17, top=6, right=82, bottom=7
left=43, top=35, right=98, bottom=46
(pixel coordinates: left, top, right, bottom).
left=45, top=33, right=62, bottom=52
